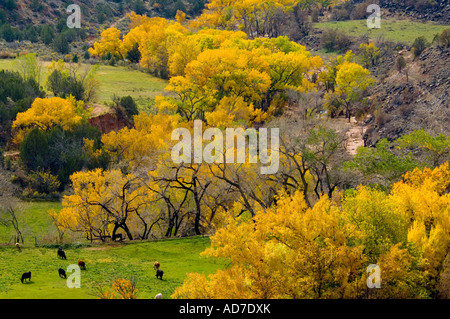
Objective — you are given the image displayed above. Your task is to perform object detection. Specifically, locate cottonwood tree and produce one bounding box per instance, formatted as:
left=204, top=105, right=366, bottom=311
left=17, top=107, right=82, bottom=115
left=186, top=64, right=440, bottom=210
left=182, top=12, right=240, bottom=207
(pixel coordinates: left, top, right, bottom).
left=172, top=191, right=367, bottom=299
left=272, top=113, right=350, bottom=207
left=0, top=170, right=23, bottom=243
left=54, top=169, right=158, bottom=241
left=324, top=61, right=375, bottom=121
left=173, top=163, right=450, bottom=299
left=150, top=161, right=213, bottom=236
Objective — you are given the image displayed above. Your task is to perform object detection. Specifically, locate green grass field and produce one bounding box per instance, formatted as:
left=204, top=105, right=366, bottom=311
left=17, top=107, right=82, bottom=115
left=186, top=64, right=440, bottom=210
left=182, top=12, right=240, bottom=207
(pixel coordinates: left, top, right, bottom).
left=0, top=59, right=168, bottom=112
left=0, top=202, right=225, bottom=299
left=0, top=201, right=62, bottom=244
left=0, top=236, right=225, bottom=299
left=93, top=65, right=168, bottom=110
left=314, top=18, right=450, bottom=45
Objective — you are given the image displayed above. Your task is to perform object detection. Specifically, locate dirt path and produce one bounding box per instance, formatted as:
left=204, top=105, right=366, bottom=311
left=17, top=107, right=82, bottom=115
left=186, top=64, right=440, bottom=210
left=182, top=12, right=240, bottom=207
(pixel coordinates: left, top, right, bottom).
left=333, top=117, right=368, bottom=156
left=345, top=117, right=367, bottom=156
left=110, top=14, right=130, bottom=29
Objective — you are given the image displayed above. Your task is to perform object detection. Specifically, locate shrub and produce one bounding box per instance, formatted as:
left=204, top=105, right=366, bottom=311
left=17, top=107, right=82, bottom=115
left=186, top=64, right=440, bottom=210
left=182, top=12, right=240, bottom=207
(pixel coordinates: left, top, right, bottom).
left=413, top=0, right=437, bottom=10
left=40, top=25, right=55, bottom=45
left=126, top=43, right=141, bottom=64
left=396, top=56, right=409, bottom=82
left=116, top=96, right=139, bottom=119
left=0, top=51, right=15, bottom=59
left=352, top=1, right=371, bottom=20
left=435, top=29, right=450, bottom=48
left=412, top=36, right=428, bottom=58
left=19, top=123, right=106, bottom=187
left=321, top=29, right=353, bottom=53
left=53, top=34, right=71, bottom=55
left=28, top=169, right=61, bottom=194
left=46, top=69, right=85, bottom=101
left=98, top=278, right=138, bottom=299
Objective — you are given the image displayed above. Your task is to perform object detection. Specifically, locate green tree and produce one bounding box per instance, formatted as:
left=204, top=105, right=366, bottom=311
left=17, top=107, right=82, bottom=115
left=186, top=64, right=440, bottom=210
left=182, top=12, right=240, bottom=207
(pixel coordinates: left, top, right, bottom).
left=53, top=34, right=70, bottom=54
left=19, top=123, right=107, bottom=187
left=412, top=36, right=428, bottom=59
left=343, top=138, right=418, bottom=186
left=396, top=56, right=408, bottom=82
left=39, top=25, right=54, bottom=45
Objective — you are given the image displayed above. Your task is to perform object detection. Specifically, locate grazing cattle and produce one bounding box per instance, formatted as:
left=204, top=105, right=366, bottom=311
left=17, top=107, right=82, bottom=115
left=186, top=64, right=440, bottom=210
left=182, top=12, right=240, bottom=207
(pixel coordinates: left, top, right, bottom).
left=57, top=248, right=67, bottom=259
left=58, top=268, right=66, bottom=279
left=78, top=260, right=86, bottom=270
left=153, top=261, right=160, bottom=270
left=156, top=269, right=164, bottom=280
left=155, top=293, right=162, bottom=299
left=21, top=271, right=31, bottom=283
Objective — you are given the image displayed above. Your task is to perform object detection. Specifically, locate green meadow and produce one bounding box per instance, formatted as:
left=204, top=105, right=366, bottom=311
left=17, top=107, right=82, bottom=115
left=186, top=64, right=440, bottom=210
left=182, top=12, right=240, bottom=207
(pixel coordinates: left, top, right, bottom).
left=314, top=18, right=450, bottom=45
left=0, top=201, right=62, bottom=244
left=0, top=59, right=168, bottom=111
left=0, top=201, right=224, bottom=299
left=93, top=64, right=168, bottom=108
left=0, top=236, right=225, bottom=299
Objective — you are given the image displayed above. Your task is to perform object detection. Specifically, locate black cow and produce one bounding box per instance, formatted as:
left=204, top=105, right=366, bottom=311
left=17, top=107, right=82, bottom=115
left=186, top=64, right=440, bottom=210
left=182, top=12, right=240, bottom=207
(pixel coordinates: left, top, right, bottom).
left=57, top=248, right=67, bottom=259
left=21, top=271, right=31, bottom=283
left=78, top=260, right=86, bottom=270
left=58, top=268, right=66, bottom=279
left=156, top=269, right=164, bottom=280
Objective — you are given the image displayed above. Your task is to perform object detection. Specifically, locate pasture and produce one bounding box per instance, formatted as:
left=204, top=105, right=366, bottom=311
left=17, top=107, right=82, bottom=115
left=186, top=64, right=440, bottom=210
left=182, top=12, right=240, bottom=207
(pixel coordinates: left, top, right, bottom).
left=314, top=18, right=450, bottom=45
left=0, top=236, right=225, bottom=299
left=0, top=59, right=168, bottom=112
left=0, top=202, right=224, bottom=299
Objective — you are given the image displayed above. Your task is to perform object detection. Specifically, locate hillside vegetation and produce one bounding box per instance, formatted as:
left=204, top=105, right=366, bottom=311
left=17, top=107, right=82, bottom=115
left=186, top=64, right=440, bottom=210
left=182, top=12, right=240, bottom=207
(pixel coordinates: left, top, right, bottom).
left=0, top=0, right=449, bottom=300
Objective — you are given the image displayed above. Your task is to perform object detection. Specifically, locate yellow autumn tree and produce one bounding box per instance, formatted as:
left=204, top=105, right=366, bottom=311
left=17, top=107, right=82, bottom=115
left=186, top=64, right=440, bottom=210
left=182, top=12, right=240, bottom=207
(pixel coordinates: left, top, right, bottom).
left=173, top=162, right=450, bottom=299
left=12, top=96, right=89, bottom=144
left=101, top=112, right=181, bottom=169
left=89, top=27, right=125, bottom=59
left=391, top=163, right=450, bottom=289
left=324, top=60, right=375, bottom=120
left=358, top=42, right=381, bottom=68
left=194, top=0, right=349, bottom=37
left=157, top=47, right=272, bottom=123
left=52, top=169, right=158, bottom=241
left=172, top=191, right=366, bottom=299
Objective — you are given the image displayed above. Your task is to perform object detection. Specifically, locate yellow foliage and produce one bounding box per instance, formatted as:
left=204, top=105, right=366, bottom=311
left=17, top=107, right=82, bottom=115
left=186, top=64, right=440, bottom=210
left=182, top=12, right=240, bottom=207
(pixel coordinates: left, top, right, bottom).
left=173, top=192, right=365, bottom=299
left=173, top=163, right=449, bottom=299
left=89, top=28, right=125, bottom=59
left=53, top=168, right=154, bottom=241
left=98, top=278, right=138, bottom=299
left=102, top=112, right=180, bottom=167
left=12, top=97, right=86, bottom=144
left=373, top=243, right=416, bottom=298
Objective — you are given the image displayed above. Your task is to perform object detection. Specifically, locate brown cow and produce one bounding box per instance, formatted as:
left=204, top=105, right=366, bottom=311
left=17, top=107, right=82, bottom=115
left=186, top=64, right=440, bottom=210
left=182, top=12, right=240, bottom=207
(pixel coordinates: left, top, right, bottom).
left=78, top=260, right=86, bottom=270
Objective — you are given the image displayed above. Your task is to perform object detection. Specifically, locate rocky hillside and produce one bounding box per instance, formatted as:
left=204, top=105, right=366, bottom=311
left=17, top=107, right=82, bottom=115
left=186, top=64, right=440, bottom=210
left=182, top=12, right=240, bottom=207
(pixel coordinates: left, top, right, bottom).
left=364, top=45, right=450, bottom=146
left=1, top=0, right=205, bottom=30
left=379, top=0, right=450, bottom=24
